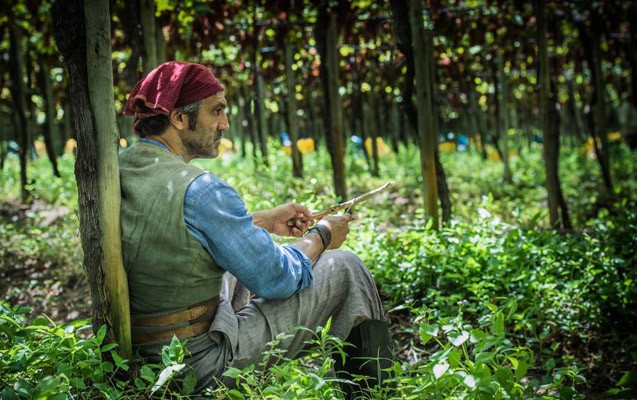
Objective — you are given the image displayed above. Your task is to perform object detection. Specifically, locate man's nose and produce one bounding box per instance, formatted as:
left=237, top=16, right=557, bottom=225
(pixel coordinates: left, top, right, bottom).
left=219, top=114, right=230, bottom=131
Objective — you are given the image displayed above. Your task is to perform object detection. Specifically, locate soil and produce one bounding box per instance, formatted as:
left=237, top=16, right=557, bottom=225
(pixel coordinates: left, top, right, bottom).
left=1, top=201, right=92, bottom=324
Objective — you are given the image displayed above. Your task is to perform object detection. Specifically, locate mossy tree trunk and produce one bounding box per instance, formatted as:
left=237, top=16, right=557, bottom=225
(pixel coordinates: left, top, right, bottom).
left=53, top=0, right=131, bottom=359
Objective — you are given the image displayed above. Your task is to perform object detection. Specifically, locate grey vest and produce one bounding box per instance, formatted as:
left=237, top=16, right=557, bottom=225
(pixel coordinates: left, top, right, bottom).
left=119, top=142, right=225, bottom=316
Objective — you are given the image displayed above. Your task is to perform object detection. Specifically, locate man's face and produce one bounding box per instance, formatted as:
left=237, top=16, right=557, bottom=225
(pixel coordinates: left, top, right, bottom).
left=179, top=92, right=229, bottom=159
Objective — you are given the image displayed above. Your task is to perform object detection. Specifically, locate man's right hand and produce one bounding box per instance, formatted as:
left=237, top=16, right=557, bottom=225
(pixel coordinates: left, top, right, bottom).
left=317, top=214, right=354, bottom=249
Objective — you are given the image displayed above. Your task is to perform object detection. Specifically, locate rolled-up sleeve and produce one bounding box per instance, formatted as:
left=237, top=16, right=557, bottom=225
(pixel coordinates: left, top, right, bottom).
left=183, top=173, right=313, bottom=299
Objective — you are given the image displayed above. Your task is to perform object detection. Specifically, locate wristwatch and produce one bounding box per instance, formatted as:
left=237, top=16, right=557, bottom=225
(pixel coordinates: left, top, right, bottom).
left=306, top=224, right=332, bottom=251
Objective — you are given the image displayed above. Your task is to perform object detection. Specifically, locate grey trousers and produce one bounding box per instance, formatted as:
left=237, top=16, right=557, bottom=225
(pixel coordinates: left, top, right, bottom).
left=184, top=250, right=386, bottom=392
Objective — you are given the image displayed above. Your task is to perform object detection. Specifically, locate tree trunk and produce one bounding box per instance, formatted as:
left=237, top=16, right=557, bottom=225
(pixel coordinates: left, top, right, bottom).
left=317, top=8, right=347, bottom=199
left=390, top=0, right=418, bottom=145
left=495, top=50, right=513, bottom=183
left=40, top=66, right=61, bottom=177
left=255, top=74, right=269, bottom=166
left=537, top=1, right=570, bottom=229
left=427, top=28, right=451, bottom=224
left=0, top=142, right=6, bottom=171
left=285, top=37, right=303, bottom=178
left=8, top=17, right=30, bottom=203
left=410, top=0, right=439, bottom=228
left=156, top=18, right=166, bottom=64
left=468, top=84, right=488, bottom=158
left=140, top=0, right=158, bottom=73
left=368, top=91, right=380, bottom=177
left=628, top=0, right=637, bottom=104
left=53, top=0, right=131, bottom=358
left=123, top=0, right=142, bottom=87
left=578, top=13, right=613, bottom=192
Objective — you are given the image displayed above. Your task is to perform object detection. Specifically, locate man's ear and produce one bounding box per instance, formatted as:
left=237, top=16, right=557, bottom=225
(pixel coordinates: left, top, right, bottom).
left=168, top=109, right=188, bottom=130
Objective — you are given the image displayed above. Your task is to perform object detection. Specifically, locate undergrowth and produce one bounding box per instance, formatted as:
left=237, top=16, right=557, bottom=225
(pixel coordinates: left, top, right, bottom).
left=1, top=141, right=637, bottom=398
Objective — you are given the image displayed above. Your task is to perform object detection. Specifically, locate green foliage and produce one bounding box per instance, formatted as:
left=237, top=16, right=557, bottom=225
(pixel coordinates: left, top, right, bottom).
left=0, top=302, right=200, bottom=399
left=1, top=143, right=637, bottom=398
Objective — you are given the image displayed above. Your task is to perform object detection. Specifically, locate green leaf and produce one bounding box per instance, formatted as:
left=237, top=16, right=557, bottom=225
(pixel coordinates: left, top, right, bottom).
left=510, top=357, right=529, bottom=382
left=95, top=325, right=107, bottom=345
left=491, top=312, right=504, bottom=335
left=1, top=387, right=19, bottom=400
left=141, top=365, right=156, bottom=382
left=181, top=370, right=197, bottom=395
left=101, top=343, right=118, bottom=352
left=223, top=367, right=244, bottom=379
left=495, top=367, right=514, bottom=394
left=419, top=323, right=439, bottom=345
left=617, top=370, right=637, bottom=386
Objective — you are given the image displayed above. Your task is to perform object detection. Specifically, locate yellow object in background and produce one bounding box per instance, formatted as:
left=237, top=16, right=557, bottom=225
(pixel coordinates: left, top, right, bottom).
left=282, top=138, right=315, bottom=156
left=582, top=132, right=624, bottom=157
left=34, top=140, right=46, bottom=157
left=218, top=138, right=233, bottom=154
left=119, top=138, right=128, bottom=148
left=439, top=141, right=456, bottom=153
left=297, top=138, right=315, bottom=154
left=364, top=137, right=391, bottom=157
left=64, top=139, right=77, bottom=154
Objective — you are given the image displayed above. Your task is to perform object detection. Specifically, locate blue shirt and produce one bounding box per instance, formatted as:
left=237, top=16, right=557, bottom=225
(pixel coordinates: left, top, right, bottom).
left=138, top=139, right=313, bottom=299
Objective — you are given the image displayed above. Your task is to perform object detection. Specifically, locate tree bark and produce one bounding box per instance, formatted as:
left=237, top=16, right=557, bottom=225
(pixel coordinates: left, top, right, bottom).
left=578, top=11, right=613, bottom=192
left=8, top=17, right=30, bottom=203
left=40, top=66, right=61, bottom=177
left=494, top=50, right=513, bottom=183
left=628, top=0, right=637, bottom=104
left=537, top=1, right=571, bottom=229
left=390, top=0, right=418, bottom=144
left=140, top=0, right=158, bottom=73
left=285, top=37, right=303, bottom=178
left=368, top=90, right=380, bottom=177
left=410, top=0, right=439, bottom=228
left=252, top=2, right=269, bottom=167
left=317, top=8, right=347, bottom=199
left=123, top=0, right=143, bottom=86
left=427, top=27, right=451, bottom=224
left=53, top=0, right=131, bottom=358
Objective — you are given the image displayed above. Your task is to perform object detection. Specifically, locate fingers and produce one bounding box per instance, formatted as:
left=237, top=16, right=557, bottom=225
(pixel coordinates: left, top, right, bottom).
left=289, top=202, right=312, bottom=218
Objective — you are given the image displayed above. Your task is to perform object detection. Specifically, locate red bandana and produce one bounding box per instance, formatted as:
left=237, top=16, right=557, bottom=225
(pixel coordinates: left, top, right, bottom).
left=123, top=61, right=224, bottom=135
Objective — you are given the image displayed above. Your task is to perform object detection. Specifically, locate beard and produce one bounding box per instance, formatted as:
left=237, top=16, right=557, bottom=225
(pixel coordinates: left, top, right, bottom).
left=179, top=125, right=222, bottom=160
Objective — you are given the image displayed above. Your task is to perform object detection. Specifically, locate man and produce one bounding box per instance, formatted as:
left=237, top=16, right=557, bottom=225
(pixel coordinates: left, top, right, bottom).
left=120, top=61, right=392, bottom=396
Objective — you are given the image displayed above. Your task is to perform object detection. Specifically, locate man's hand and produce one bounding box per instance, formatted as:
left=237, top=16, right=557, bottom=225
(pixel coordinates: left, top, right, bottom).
left=317, top=214, right=353, bottom=249
left=253, top=203, right=313, bottom=237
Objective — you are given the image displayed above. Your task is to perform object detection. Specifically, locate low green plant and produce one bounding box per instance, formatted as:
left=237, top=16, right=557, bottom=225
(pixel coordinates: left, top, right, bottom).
left=0, top=302, right=196, bottom=399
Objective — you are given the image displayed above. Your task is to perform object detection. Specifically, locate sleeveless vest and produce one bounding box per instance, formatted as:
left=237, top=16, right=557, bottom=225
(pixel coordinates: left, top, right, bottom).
left=119, top=142, right=225, bottom=316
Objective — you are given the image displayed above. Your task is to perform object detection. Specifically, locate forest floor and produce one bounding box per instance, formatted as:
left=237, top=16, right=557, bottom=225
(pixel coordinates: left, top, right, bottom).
left=1, top=201, right=91, bottom=323
left=0, top=200, right=422, bottom=361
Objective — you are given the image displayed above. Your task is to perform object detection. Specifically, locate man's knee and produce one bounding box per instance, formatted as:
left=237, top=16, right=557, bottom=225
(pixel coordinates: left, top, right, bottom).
left=317, top=250, right=373, bottom=285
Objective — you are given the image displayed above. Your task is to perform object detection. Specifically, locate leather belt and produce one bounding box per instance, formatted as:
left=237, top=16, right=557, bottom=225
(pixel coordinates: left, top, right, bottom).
left=131, top=296, right=220, bottom=345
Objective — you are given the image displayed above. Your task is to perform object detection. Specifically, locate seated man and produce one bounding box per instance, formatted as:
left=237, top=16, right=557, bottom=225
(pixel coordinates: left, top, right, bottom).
left=120, top=61, right=392, bottom=396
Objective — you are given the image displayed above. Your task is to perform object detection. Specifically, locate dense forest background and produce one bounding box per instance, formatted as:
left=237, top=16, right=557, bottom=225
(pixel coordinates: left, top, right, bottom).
left=1, top=0, right=637, bottom=399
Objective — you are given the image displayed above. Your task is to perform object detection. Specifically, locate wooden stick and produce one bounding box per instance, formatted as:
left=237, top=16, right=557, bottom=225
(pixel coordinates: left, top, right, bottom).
left=287, top=181, right=394, bottom=226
